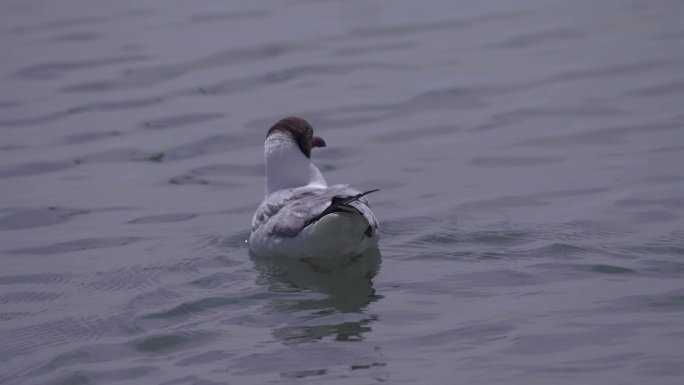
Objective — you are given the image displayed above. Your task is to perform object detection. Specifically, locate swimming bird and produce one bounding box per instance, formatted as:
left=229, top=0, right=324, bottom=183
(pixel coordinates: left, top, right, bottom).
left=249, top=117, right=379, bottom=261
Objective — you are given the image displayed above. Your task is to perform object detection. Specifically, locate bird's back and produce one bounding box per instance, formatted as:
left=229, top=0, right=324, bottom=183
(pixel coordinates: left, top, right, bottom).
left=250, top=184, right=379, bottom=258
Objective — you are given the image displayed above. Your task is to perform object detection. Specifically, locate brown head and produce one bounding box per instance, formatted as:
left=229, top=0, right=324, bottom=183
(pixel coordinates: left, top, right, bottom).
left=267, top=117, right=326, bottom=158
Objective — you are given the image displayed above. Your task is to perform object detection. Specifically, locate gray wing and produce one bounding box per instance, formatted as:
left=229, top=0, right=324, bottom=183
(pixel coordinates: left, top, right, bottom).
left=251, top=184, right=378, bottom=238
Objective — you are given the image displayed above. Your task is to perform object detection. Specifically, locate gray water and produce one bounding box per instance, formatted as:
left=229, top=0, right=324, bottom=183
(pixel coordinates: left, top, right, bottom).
left=1, top=0, right=683, bottom=384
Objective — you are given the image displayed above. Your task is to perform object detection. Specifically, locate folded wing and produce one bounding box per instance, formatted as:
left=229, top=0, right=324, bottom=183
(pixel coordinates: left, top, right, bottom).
left=252, top=184, right=379, bottom=238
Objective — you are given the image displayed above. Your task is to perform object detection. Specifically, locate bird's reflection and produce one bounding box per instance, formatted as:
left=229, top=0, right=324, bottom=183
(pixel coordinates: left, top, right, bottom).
left=250, top=248, right=382, bottom=344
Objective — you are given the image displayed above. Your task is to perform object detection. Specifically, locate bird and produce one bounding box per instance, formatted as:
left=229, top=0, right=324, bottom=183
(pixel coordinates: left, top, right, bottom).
left=249, top=117, right=380, bottom=262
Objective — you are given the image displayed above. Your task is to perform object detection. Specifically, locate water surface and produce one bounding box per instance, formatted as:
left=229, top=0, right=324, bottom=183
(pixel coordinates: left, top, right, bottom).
left=1, top=0, right=683, bottom=384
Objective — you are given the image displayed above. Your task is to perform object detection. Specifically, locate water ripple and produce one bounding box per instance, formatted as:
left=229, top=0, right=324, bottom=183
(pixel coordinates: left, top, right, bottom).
left=0, top=161, right=75, bottom=179
left=9, top=237, right=142, bottom=255
left=0, top=207, right=87, bottom=231
left=16, top=55, right=147, bottom=80
left=62, top=42, right=307, bottom=92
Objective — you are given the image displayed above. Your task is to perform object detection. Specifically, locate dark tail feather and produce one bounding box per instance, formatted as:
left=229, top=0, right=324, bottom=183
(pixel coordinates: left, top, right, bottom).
left=303, top=189, right=379, bottom=228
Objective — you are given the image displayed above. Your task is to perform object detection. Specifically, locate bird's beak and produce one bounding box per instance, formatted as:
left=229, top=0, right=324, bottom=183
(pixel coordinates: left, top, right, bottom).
left=312, top=136, right=326, bottom=148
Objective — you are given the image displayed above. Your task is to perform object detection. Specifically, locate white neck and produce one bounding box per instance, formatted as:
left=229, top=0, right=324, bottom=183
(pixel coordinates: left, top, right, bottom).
left=264, top=132, right=327, bottom=195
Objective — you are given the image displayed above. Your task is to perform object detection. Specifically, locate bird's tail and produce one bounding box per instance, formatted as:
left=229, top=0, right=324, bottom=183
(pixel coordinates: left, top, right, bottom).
left=303, top=189, right=379, bottom=228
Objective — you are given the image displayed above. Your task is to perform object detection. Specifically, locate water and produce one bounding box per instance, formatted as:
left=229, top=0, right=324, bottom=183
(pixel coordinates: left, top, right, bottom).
left=1, top=0, right=683, bottom=384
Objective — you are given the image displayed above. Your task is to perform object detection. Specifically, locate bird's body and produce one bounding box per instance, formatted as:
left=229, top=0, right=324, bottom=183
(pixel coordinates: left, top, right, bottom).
left=249, top=117, right=379, bottom=259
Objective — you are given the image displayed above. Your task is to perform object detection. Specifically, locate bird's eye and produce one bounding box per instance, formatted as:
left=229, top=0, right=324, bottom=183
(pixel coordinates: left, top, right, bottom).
left=307, top=129, right=313, bottom=139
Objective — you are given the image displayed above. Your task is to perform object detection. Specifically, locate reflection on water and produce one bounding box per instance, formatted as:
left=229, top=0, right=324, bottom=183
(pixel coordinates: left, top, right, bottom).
left=251, top=249, right=382, bottom=344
